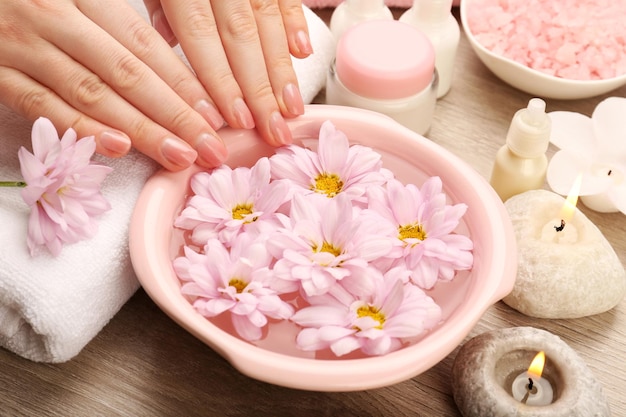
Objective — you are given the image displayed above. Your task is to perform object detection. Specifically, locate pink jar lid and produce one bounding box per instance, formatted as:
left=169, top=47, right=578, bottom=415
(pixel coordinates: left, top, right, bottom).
left=335, top=20, right=435, bottom=100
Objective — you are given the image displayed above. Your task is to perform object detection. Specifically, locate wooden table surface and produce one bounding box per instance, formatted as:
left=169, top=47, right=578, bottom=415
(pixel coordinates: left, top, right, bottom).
left=2, top=7, right=625, bottom=417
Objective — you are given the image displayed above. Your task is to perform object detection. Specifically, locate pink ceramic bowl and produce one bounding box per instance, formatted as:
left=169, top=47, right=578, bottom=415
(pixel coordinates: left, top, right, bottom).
left=129, top=105, right=516, bottom=391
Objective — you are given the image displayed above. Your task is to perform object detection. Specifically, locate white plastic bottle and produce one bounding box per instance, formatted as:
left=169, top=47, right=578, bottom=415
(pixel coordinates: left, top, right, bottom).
left=489, top=98, right=552, bottom=202
left=399, top=0, right=460, bottom=98
left=329, top=0, right=393, bottom=40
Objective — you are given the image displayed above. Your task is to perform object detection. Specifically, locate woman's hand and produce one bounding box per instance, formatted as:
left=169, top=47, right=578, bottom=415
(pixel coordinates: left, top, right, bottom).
left=0, top=0, right=312, bottom=171
left=143, top=0, right=313, bottom=146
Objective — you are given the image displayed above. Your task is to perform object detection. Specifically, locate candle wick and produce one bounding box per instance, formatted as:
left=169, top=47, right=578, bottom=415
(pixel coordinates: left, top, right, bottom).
left=554, top=219, right=565, bottom=232
left=608, top=170, right=612, bottom=176
left=520, top=377, right=536, bottom=404
left=521, top=391, right=530, bottom=404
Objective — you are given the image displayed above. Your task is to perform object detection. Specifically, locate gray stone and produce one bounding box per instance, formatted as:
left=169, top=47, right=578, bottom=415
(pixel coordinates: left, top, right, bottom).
left=503, top=190, right=626, bottom=318
left=451, top=327, right=610, bottom=417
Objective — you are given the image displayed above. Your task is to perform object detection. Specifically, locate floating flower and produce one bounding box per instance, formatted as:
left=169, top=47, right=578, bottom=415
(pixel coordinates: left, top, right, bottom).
left=267, top=192, right=394, bottom=298
left=173, top=234, right=294, bottom=341
left=290, top=268, right=442, bottom=357
left=269, top=120, right=391, bottom=204
left=171, top=120, right=474, bottom=357
left=16, top=117, right=112, bottom=256
left=547, top=97, right=626, bottom=214
left=365, top=177, right=473, bottom=289
left=174, top=157, right=292, bottom=246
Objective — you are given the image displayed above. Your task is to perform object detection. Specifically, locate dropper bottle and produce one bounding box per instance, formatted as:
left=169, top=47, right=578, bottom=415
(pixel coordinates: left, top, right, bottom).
left=399, top=0, right=460, bottom=98
left=489, top=98, right=552, bottom=202
left=329, top=0, right=393, bottom=40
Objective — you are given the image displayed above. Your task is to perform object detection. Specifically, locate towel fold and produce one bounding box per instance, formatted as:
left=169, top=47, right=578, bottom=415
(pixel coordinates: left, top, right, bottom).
left=0, top=2, right=334, bottom=363
left=292, top=6, right=336, bottom=103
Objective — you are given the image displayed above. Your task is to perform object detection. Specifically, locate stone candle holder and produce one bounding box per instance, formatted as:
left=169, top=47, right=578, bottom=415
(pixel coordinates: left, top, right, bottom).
left=451, top=327, right=610, bottom=417
left=503, top=190, right=626, bottom=318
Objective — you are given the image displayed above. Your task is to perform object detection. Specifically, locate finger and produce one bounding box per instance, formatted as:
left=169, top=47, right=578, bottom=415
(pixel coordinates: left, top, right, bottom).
left=159, top=0, right=256, bottom=131
left=278, top=0, right=313, bottom=58
left=39, top=4, right=227, bottom=168
left=142, top=0, right=178, bottom=47
left=250, top=0, right=305, bottom=118
left=3, top=35, right=207, bottom=171
left=80, top=0, right=225, bottom=131
left=211, top=0, right=293, bottom=146
left=0, top=66, right=132, bottom=158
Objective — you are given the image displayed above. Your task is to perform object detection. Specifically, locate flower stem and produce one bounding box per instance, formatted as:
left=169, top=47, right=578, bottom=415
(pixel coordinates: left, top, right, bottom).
left=0, top=181, right=27, bottom=187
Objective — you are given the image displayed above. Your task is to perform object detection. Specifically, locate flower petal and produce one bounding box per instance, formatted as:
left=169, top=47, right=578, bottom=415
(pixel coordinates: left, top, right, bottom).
left=231, top=314, right=263, bottom=341
left=547, top=150, right=609, bottom=196
left=291, top=305, right=348, bottom=327
left=592, top=97, right=626, bottom=155
left=548, top=111, right=595, bottom=155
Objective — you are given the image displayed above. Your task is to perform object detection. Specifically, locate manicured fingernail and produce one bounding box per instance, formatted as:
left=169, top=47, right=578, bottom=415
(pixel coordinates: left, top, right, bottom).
left=196, top=99, right=225, bottom=131
left=269, top=111, right=292, bottom=146
left=283, top=83, right=305, bottom=116
left=100, top=130, right=131, bottom=155
left=295, top=30, right=314, bottom=55
left=152, top=9, right=176, bottom=45
left=161, top=137, right=197, bottom=168
left=233, top=98, right=255, bottom=129
left=195, top=133, right=228, bottom=167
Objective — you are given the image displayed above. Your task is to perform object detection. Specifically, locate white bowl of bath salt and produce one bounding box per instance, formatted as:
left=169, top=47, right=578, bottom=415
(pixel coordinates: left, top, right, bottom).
left=460, top=0, right=626, bottom=99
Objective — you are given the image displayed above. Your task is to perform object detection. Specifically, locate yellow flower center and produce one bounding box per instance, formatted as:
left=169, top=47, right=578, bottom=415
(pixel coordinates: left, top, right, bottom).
left=313, top=241, right=342, bottom=257
left=231, top=203, right=257, bottom=222
left=356, top=305, right=385, bottom=330
left=228, top=278, right=247, bottom=293
left=312, top=173, right=343, bottom=197
left=398, top=223, right=427, bottom=242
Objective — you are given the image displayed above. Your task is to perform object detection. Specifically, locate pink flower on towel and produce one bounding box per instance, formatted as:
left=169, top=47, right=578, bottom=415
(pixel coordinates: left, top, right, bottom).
left=17, top=117, right=112, bottom=256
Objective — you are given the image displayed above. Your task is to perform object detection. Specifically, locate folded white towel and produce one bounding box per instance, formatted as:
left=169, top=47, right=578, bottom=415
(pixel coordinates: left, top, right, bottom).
left=292, top=6, right=336, bottom=103
left=0, top=108, right=157, bottom=362
left=0, top=2, right=334, bottom=363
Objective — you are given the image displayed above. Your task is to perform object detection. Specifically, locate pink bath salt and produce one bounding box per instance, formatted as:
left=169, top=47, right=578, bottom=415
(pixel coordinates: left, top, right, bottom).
left=616, top=59, right=626, bottom=76
left=488, top=12, right=514, bottom=29
left=555, top=43, right=581, bottom=66
left=467, top=0, right=626, bottom=81
left=559, top=64, right=595, bottom=81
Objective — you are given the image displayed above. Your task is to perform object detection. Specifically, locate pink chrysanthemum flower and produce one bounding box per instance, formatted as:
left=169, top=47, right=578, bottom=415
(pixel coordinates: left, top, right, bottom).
left=290, top=268, right=442, bottom=357
left=269, top=120, right=391, bottom=205
left=174, top=157, right=292, bottom=247
left=17, top=117, right=112, bottom=256
left=365, top=177, right=474, bottom=289
left=173, top=234, right=294, bottom=341
left=267, top=192, right=394, bottom=299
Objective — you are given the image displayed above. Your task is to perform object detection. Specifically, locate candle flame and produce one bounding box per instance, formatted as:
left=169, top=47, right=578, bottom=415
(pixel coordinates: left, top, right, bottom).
left=528, top=351, right=546, bottom=378
left=559, top=174, right=582, bottom=222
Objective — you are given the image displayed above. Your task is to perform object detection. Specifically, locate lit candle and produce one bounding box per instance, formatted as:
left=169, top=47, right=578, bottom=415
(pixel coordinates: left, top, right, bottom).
left=540, top=173, right=581, bottom=244
left=451, top=327, right=612, bottom=417
left=511, top=351, right=554, bottom=406
left=503, top=186, right=626, bottom=319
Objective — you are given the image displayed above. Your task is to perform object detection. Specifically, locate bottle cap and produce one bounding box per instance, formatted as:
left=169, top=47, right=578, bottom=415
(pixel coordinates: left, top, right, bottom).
left=506, top=98, right=552, bottom=158
left=335, top=20, right=435, bottom=100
